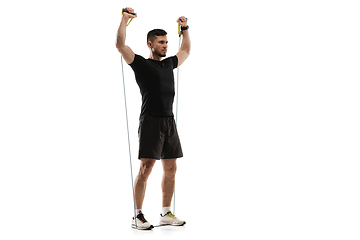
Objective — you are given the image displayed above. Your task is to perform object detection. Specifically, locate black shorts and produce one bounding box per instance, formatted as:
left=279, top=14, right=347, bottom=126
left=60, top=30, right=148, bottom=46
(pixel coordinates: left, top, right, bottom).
left=138, top=116, right=183, bottom=160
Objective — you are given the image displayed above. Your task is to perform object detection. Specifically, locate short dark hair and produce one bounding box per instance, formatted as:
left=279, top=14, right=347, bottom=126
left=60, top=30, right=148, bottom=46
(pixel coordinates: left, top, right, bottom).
left=147, top=29, right=167, bottom=43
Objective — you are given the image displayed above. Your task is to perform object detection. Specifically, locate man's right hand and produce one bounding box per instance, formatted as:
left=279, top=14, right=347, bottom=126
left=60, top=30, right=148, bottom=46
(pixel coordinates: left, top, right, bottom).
left=122, top=7, right=137, bottom=19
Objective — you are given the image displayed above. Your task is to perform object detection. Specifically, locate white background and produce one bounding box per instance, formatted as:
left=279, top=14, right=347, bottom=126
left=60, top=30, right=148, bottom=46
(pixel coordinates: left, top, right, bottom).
left=1, top=0, right=359, bottom=239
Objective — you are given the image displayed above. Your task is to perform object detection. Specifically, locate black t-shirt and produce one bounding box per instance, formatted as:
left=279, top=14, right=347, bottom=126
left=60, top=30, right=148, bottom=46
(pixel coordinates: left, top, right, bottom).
left=129, top=54, right=178, bottom=119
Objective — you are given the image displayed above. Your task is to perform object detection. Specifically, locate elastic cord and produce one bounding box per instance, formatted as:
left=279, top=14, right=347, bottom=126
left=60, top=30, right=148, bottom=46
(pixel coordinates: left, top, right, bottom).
left=121, top=56, right=137, bottom=227
left=173, top=33, right=182, bottom=215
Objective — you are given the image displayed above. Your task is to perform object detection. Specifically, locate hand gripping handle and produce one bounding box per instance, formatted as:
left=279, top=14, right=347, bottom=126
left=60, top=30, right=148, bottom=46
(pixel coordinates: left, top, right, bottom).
left=122, top=8, right=136, bottom=15
left=178, top=18, right=188, bottom=36
left=122, top=8, right=136, bottom=26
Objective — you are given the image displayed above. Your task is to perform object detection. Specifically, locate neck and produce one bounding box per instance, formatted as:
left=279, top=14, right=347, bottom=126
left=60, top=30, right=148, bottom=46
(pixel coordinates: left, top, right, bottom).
left=149, top=51, right=163, bottom=61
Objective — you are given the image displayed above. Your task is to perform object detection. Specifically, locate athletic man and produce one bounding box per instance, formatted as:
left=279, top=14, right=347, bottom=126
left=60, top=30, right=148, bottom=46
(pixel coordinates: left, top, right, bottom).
left=116, top=7, right=190, bottom=230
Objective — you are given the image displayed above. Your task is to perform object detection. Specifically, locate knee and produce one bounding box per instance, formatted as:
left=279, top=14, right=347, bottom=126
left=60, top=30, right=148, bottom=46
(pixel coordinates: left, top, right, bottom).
left=139, top=161, right=155, bottom=179
left=164, top=164, right=177, bottom=178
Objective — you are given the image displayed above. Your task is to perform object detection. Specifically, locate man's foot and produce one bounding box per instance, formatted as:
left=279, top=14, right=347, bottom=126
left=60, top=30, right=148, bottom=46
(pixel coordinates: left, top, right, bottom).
left=159, top=211, right=186, bottom=226
left=132, top=211, right=154, bottom=230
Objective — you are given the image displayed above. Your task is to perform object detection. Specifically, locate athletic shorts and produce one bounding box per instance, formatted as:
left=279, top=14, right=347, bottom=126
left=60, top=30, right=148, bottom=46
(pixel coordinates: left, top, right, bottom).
left=138, top=116, right=183, bottom=160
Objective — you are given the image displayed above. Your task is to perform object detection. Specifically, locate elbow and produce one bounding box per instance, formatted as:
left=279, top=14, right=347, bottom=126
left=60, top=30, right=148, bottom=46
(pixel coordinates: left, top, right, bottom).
left=116, top=42, right=125, bottom=52
left=115, top=40, right=122, bottom=49
left=115, top=37, right=125, bottom=50
left=185, top=44, right=191, bottom=55
left=185, top=49, right=191, bottom=57
left=181, top=47, right=191, bottom=55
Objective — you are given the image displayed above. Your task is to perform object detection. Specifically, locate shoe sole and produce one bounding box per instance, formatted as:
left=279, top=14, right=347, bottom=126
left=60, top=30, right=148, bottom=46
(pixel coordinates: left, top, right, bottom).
left=132, top=224, right=154, bottom=230
left=157, top=221, right=186, bottom=227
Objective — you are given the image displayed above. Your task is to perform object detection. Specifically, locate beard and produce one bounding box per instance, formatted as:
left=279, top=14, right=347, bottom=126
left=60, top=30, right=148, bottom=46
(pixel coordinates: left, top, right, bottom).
left=154, top=49, right=166, bottom=57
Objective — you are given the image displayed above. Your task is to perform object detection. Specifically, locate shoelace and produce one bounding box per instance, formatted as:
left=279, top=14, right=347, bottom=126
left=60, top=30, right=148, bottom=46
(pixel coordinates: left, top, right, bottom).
left=165, top=211, right=177, bottom=219
left=136, top=213, right=148, bottom=223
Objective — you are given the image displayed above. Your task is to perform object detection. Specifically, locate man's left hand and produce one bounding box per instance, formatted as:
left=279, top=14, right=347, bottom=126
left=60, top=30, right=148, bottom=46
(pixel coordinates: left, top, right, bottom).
left=176, top=16, right=188, bottom=27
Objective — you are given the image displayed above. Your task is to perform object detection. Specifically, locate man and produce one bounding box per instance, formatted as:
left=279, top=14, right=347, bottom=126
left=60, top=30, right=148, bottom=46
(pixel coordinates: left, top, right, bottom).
left=116, top=7, right=190, bottom=230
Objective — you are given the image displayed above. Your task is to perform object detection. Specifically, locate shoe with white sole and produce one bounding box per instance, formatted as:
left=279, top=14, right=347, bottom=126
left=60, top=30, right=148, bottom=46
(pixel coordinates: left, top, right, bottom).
left=159, top=211, right=186, bottom=226
left=132, top=211, right=154, bottom=230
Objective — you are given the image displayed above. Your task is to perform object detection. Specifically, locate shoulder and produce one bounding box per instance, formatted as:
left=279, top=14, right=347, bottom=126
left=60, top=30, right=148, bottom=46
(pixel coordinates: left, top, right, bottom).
left=163, top=55, right=178, bottom=69
left=131, top=54, right=146, bottom=63
left=130, top=54, right=146, bottom=68
left=166, top=55, right=178, bottom=62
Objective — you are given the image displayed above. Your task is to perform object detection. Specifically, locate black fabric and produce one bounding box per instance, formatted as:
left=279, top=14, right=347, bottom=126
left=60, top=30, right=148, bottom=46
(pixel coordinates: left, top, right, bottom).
left=129, top=54, right=178, bottom=119
left=138, top=116, right=183, bottom=160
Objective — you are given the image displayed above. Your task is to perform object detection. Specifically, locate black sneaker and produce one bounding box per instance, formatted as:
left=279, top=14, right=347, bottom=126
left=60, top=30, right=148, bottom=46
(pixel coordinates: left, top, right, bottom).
left=131, top=211, right=154, bottom=230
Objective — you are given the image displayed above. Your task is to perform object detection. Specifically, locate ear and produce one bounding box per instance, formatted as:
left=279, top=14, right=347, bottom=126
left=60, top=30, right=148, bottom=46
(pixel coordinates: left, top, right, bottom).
left=147, top=41, right=152, bottom=49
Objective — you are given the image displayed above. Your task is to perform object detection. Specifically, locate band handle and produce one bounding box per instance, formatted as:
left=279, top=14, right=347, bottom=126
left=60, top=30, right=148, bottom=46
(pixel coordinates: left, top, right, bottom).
left=122, top=8, right=136, bottom=26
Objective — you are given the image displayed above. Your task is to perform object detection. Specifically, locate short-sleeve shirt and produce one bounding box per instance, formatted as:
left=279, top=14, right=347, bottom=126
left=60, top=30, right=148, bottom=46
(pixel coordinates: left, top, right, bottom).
left=129, top=54, right=178, bottom=119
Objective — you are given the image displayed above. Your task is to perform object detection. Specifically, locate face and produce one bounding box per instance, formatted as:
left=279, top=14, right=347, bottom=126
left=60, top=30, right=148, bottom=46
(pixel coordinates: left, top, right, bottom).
left=149, top=36, right=168, bottom=57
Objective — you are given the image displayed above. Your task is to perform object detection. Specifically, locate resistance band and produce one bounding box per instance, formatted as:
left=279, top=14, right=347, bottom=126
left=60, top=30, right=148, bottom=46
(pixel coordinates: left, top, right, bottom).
left=173, top=17, right=187, bottom=215
left=121, top=8, right=137, bottom=228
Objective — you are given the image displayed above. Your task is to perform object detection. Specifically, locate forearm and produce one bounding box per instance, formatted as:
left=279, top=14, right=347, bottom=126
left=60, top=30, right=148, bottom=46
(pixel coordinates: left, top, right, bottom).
left=116, top=16, right=130, bottom=48
left=180, top=30, right=191, bottom=54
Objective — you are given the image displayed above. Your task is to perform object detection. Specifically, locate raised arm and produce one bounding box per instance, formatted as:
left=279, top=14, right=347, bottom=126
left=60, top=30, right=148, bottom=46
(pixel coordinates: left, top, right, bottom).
left=176, top=16, right=191, bottom=67
left=116, top=8, right=137, bottom=64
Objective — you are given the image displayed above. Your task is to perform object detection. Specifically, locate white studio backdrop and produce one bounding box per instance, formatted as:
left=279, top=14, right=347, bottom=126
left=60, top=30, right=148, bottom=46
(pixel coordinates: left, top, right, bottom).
left=0, top=0, right=359, bottom=239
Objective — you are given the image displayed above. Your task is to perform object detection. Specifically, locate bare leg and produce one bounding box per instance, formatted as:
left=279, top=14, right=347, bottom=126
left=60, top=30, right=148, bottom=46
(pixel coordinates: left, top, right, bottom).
left=134, top=158, right=156, bottom=209
left=161, top=158, right=177, bottom=207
